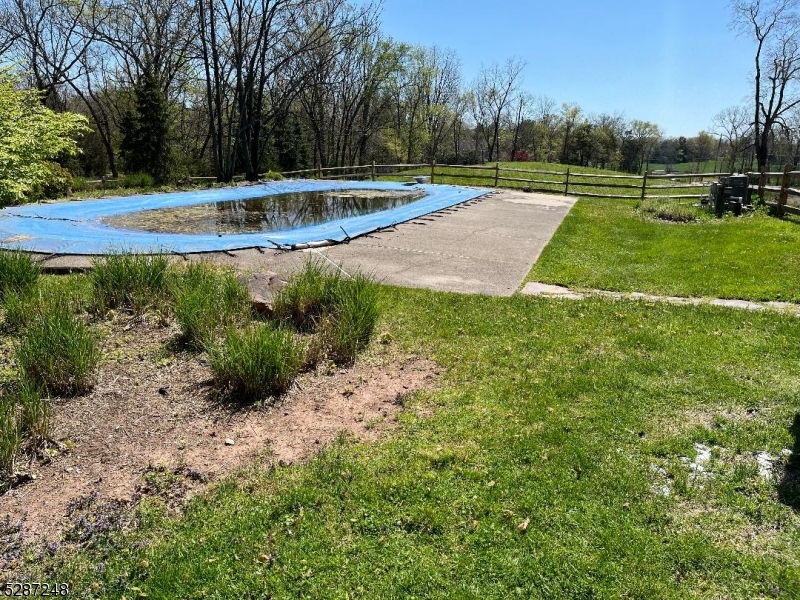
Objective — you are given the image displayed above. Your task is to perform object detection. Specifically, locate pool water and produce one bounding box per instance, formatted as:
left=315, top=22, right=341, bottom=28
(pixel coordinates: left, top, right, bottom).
left=103, top=188, right=426, bottom=235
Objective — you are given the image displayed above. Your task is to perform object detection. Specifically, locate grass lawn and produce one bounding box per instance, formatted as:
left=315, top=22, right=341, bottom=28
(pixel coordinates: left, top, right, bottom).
left=527, top=197, right=800, bottom=302
left=26, top=288, right=800, bottom=599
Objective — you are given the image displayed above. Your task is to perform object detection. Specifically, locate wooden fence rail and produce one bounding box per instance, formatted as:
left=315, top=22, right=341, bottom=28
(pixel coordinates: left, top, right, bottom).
left=279, top=162, right=736, bottom=201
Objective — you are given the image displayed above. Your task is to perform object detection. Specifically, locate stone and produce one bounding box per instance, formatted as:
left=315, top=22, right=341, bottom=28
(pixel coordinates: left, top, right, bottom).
left=238, top=271, right=287, bottom=315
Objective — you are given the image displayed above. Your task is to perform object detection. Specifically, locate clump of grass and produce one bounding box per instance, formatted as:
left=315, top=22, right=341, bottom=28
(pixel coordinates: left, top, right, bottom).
left=272, top=258, right=341, bottom=331
left=3, top=275, right=91, bottom=333
left=0, top=250, right=40, bottom=300
left=16, top=306, right=99, bottom=396
left=91, top=252, right=170, bottom=314
left=0, top=398, right=20, bottom=479
left=638, top=199, right=697, bottom=223
left=274, top=259, right=380, bottom=364
left=172, top=262, right=251, bottom=349
left=325, top=272, right=380, bottom=364
left=18, top=381, right=48, bottom=444
left=121, top=172, right=155, bottom=189
left=208, top=323, right=303, bottom=400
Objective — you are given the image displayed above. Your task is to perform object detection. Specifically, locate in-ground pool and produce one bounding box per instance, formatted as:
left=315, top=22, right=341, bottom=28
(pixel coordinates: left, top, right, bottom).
left=0, top=180, right=488, bottom=254
left=103, top=188, right=426, bottom=235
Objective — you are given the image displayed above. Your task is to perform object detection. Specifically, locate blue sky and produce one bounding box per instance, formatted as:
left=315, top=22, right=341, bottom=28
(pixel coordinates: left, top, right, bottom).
left=376, top=0, right=754, bottom=137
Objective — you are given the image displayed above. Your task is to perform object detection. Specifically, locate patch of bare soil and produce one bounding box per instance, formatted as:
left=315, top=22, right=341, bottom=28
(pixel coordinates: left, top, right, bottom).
left=0, top=315, right=439, bottom=545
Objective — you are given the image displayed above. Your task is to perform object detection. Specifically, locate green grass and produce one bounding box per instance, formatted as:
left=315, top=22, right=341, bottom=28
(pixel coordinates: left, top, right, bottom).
left=324, top=272, right=380, bottom=364
left=172, top=262, right=251, bottom=349
left=527, top=197, right=800, bottom=301
left=16, top=305, right=99, bottom=396
left=0, top=396, right=20, bottom=478
left=18, top=380, right=47, bottom=444
left=2, top=274, right=91, bottom=333
left=274, top=259, right=380, bottom=364
left=27, top=289, right=800, bottom=598
left=208, top=323, right=304, bottom=400
left=91, top=252, right=170, bottom=314
left=272, top=258, right=342, bottom=331
left=0, top=250, right=40, bottom=300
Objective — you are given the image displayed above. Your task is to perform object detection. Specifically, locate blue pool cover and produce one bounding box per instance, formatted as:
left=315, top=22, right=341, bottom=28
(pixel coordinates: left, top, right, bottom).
left=0, top=180, right=488, bottom=254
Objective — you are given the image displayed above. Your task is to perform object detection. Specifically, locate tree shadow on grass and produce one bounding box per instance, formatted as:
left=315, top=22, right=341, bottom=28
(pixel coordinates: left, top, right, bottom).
left=777, top=413, right=800, bottom=511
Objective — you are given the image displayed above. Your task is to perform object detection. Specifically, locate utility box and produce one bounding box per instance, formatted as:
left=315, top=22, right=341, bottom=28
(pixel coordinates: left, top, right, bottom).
left=706, top=175, right=752, bottom=216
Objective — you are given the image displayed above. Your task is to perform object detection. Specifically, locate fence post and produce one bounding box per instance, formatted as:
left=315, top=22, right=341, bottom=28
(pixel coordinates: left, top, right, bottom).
left=564, top=168, right=570, bottom=196
left=371, top=160, right=376, bottom=182
left=640, top=170, right=648, bottom=201
left=494, top=162, right=499, bottom=187
left=431, top=160, right=436, bottom=184
left=759, top=167, right=767, bottom=203
left=779, top=164, right=792, bottom=217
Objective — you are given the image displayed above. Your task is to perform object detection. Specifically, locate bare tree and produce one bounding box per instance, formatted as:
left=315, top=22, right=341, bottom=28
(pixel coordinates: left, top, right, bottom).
left=89, top=0, right=195, bottom=98
left=198, top=0, right=369, bottom=181
left=470, top=57, right=525, bottom=162
left=713, top=105, right=753, bottom=171
left=0, top=0, right=97, bottom=109
left=299, top=9, right=396, bottom=168
left=558, top=102, right=581, bottom=164
left=530, top=95, right=559, bottom=162
left=419, top=46, right=461, bottom=162
left=507, top=90, right=533, bottom=161
left=732, top=0, right=800, bottom=170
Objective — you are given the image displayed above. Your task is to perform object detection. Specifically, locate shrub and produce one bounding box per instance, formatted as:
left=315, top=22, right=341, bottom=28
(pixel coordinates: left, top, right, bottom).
left=121, top=172, right=155, bottom=189
left=91, top=252, right=170, bottom=313
left=17, top=306, right=99, bottom=396
left=0, top=398, right=20, bottom=478
left=38, top=161, right=73, bottom=199
left=261, top=171, right=284, bottom=181
left=172, top=262, right=250, bottom=349
left=71, top=176, right=88, bottom=193
left=0, top=68, right=90, bottom=206
left=208, top=323, right=303, bottom=400
left=0, top=250, right=40, bottom=300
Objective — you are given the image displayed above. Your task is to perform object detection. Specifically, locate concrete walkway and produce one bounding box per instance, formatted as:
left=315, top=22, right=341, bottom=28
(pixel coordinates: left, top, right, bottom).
left=36, top=190, right=577, bottom=297
left=521, top=281, right=800, bottom=315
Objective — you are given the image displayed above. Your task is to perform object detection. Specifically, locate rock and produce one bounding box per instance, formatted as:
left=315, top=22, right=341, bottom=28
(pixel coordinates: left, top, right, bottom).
left=237, top=271, right=287, bottom=315
left=225, top=438, right=235, bottom=446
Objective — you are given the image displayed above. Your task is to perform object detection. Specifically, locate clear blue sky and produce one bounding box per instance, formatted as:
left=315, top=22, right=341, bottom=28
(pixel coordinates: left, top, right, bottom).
left=376, top=0, right=754, bottom=137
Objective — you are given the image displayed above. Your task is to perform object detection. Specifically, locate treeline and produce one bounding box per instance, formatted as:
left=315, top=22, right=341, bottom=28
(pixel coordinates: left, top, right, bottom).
left=1, top=0, right=790, bottom=184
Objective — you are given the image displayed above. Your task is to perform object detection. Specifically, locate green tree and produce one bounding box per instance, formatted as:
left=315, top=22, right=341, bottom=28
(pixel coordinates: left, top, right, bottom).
left=120, top=67, right=171, bottom=184
left=0, top=68, right=89, bottom=205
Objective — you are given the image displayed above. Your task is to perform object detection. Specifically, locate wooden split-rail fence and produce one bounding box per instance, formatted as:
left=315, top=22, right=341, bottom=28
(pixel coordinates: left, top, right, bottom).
left=82, top=162, right=800, bottom=217
left=280, top=162, right=800, bottom=216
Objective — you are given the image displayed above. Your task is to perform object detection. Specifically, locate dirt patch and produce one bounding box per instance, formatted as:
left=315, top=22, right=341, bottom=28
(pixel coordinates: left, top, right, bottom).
left=0, top=315, right=439, bottom=546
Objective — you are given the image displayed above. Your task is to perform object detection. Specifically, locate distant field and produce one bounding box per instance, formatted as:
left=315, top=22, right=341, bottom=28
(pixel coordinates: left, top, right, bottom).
left=649, top=161, right=722, bottom=174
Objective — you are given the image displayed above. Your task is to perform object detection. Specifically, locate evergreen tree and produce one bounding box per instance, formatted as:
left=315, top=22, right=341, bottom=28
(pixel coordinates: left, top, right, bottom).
left=120, top=67, right=171, bottom=184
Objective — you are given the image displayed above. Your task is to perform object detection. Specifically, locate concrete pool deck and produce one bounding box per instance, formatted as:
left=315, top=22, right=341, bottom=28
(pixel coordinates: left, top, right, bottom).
left=32, top=189, right=577, bottom=297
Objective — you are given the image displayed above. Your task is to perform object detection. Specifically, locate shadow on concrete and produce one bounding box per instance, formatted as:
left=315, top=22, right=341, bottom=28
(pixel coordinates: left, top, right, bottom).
left=777, top=413, right=800, bottom=511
